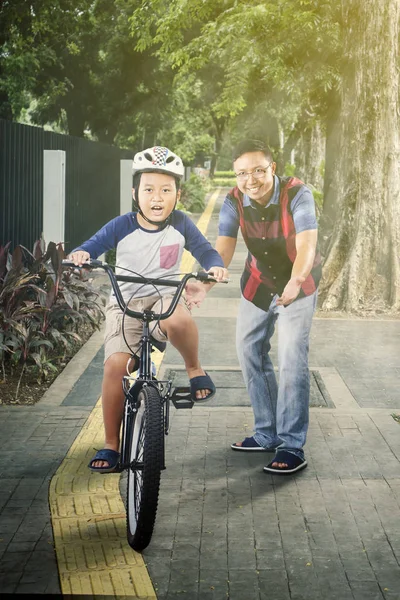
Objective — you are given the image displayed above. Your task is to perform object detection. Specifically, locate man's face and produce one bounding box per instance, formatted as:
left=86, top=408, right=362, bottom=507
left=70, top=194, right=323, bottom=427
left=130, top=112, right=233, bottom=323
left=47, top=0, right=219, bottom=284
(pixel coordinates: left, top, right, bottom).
left=233, top=151, right=276, bottom=205
left=134, top=172, right=180, bottom=227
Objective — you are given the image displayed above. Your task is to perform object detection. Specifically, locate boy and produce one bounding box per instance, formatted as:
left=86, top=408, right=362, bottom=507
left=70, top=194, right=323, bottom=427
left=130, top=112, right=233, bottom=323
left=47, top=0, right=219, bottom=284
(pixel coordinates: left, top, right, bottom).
left=69, top=146, right=228, bottom=473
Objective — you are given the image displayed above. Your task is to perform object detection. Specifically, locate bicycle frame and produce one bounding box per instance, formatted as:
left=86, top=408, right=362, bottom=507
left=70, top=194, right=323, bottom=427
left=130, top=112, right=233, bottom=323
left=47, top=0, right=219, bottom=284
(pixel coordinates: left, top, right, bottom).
left=62, top=259, right=216, bottom=471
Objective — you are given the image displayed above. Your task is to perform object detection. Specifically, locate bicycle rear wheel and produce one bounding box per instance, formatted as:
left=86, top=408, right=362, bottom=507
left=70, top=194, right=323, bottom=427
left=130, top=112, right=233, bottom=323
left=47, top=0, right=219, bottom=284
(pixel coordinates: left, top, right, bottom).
left=126, top=384, right=163, bottom=551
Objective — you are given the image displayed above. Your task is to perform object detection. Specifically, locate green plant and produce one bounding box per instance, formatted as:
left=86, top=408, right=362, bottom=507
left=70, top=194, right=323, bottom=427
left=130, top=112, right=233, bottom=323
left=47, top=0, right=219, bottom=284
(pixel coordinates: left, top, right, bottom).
left=214, top=171, right=235, bottom=177
left=312, top=188, right=324, bottom=210
left=180, top=174, right=207, bottom=213
left=211, top=177, right=236, bottom=187
left=0, top=240, right=105, bottom=399
left=106, top=248, right=116, bottom=266
left=284, top=163, right=297, bottom=177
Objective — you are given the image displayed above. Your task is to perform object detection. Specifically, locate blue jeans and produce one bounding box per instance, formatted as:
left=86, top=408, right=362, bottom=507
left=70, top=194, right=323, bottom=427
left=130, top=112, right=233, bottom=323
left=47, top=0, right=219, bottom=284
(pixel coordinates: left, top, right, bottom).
left=236, top=292, right=318, bottom=460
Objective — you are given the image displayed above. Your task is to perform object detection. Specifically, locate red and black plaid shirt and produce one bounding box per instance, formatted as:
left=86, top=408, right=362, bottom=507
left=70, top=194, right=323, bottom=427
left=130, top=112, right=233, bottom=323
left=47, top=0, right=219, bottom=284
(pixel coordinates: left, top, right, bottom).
left=229, top=177, right=322, bottom=311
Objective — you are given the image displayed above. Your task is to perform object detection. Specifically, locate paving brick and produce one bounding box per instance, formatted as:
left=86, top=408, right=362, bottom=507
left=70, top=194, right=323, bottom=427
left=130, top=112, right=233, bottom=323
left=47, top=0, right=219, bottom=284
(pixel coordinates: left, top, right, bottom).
left=349, top=580, right=385, bottom=599
left=1, top=196, right=400, bottom=598
left=258, top=569, right=291, bottom=600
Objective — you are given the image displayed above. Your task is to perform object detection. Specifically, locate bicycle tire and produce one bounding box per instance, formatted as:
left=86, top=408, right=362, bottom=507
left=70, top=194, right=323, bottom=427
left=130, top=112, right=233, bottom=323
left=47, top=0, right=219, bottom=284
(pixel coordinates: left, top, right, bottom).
left=126, top=384, right=163, bottom=551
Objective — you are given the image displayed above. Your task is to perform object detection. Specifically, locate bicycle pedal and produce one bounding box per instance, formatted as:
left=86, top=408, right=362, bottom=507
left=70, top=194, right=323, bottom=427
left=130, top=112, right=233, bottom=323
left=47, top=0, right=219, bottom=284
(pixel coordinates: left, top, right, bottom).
left=170, top=387, right=194, bottom=409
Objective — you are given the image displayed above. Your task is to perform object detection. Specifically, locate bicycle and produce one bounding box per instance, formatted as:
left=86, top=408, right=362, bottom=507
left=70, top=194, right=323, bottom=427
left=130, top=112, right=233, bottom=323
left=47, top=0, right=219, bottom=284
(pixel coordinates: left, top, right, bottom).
left=62, top=258, right=224, bottom=552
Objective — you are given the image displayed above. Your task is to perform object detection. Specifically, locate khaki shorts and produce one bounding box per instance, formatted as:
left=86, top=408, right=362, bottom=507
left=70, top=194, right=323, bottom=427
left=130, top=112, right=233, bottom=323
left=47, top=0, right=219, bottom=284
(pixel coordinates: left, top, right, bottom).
left=104, top=295, right=190, bottom=363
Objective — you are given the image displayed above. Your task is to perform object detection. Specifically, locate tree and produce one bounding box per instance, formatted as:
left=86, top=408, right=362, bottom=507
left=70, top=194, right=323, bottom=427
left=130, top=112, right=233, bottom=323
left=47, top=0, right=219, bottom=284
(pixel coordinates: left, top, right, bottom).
left=1, top=0, right=176, bottom=142
left=318, top=0, right=400, bottom=312
left=131, top=0, right=339, bottom=171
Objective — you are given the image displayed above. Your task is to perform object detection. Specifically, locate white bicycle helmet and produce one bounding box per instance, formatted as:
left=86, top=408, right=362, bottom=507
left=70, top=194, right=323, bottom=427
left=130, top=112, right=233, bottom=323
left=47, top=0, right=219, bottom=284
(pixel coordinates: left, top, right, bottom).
left=132, top=146, right=184, bottom=179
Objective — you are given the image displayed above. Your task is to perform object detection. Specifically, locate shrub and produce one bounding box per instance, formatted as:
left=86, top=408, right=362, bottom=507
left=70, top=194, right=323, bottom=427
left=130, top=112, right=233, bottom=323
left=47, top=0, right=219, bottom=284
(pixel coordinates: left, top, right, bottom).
left=284, top=163, right=297, bottom=177
left=0, top=240, right=105, bottom=399
left=214, top=171, right=235, bottom=177
left=106, top=248, right=116, bottom=266
left=180, top=174, right=208, bottom=213
left=211, top=178, right=236, bottom=188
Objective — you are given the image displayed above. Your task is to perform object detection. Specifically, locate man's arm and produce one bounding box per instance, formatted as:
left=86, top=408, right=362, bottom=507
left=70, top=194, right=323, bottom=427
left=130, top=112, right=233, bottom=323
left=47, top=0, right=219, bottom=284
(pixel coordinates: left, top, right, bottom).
left=216, top=236, right=238, bottom=268
left=200, top=235, right=237, bottom=291
left=276, top=229, right=317, bottom=306
left=185, top=191, right=239, bottom=308
left=185, top=236, right=237, bottom=308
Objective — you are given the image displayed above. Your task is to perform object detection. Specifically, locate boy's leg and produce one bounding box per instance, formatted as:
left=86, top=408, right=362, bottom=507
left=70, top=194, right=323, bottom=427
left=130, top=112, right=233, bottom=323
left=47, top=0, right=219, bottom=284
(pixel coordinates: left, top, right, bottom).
left=155, top=301, right=212, bottom=399
left=92, top=303, right=142, bottom=469
left=91, top=352, right=132, bottom=469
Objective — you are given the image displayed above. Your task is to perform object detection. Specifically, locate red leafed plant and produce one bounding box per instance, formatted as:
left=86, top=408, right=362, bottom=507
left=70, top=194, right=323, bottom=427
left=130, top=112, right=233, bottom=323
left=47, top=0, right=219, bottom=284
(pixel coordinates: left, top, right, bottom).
left=0, top=240, right=105, bottom=401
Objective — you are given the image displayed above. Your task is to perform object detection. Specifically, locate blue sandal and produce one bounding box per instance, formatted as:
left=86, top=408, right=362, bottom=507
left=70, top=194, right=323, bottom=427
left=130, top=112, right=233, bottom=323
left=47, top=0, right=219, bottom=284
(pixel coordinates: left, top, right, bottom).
left=263, top=450, right=307, bottom=475
left=190, top=372, right=216, bottom=402
left=88, top=449, right=120, bottom=473
left=231, top=436, right=275, bottom=452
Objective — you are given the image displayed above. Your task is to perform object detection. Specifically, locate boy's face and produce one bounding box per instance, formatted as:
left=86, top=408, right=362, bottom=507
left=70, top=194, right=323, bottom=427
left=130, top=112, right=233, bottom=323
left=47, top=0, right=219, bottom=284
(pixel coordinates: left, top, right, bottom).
left=134, top=172, right=180, bottom=228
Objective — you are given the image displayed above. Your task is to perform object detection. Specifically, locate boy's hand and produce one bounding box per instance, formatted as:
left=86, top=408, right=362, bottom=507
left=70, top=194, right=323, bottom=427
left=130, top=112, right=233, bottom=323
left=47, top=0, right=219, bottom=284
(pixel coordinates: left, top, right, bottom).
left=68, top=250, right=91, bottom=266
left=206, top=266, right=229, bottom=282
left=185, top=282, right=207, bottom=310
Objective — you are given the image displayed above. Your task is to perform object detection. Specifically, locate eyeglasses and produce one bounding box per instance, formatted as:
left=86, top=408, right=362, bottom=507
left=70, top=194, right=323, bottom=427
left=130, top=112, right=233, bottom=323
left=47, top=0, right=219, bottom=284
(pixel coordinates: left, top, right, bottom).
left=234, top=162, right=273, bottom=181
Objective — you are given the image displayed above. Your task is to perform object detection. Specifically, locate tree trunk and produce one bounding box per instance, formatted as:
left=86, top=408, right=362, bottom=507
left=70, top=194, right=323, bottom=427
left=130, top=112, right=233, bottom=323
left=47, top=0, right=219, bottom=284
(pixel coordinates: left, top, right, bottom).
left=210, top=116, right=225, bottom=178
left=0, top=90, right=13, bottom=120
left=319, top=0, right=400, bottom=313
left=322, top=90, right=341, bottom=224
left=0, top=62, right=13, bottom=120
left=66, top=107, right=86, bottom=138
left=319, top=91, right=341, bottom=256
left=295, top=122, right=325, bottom=191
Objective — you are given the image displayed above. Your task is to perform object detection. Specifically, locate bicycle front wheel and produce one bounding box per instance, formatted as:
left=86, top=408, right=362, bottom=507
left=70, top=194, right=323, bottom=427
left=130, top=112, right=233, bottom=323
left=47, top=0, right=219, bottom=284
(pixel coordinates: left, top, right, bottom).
left=126, top=384, right=163, bottom=551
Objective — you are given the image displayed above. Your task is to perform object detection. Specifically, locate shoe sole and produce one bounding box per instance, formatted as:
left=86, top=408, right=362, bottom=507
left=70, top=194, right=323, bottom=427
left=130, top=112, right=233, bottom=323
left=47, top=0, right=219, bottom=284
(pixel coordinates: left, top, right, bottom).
left=231, top=444, right=275, bottom=452
left=263, top=460, right=307, bottom=475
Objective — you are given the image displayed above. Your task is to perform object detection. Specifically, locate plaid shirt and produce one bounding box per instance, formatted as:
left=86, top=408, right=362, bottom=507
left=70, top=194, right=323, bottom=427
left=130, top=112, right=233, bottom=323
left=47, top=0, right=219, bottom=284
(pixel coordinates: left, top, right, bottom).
left=219, top=176, right=322, bottom=311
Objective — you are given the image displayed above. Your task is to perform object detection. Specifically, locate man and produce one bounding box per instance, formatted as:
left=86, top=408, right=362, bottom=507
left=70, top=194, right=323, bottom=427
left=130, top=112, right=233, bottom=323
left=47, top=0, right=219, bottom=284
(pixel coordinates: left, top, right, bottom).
left=187, top=139, right=321, bottom=474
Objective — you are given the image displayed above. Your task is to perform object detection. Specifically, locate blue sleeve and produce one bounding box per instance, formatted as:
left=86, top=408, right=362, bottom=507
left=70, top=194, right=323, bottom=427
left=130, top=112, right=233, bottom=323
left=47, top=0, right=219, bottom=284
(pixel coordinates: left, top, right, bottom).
left=176, top=213, right=224, bottom=270
left=72, top=214, right=135, bottom=257
left=290, top=188, right=318, bottom=233
left=218, top=194, right=240, bottom=238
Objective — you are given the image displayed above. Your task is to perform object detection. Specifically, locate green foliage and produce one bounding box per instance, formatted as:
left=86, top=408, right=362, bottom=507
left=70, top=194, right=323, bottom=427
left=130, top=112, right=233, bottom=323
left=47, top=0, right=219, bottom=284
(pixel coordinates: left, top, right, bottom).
left=105, top=248, right=116, bottom=266
left=179, top=174, right=208, bottom=213
left=312, top=188, right=324, bottom=210
left=150, top=74, right=215, bottom=164
left=214, top=171, right=235, bottom=177
left=284, top=163, right=297, bottom=177
left=212, top=178, right=236, bottom=188
left=0, top=241, right=104, bottom=399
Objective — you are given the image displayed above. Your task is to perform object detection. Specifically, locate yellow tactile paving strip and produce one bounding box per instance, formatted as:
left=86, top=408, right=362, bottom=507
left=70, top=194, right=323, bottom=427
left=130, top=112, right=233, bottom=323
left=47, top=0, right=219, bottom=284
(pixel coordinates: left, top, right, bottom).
left=49, top=189, right=220, bottom=597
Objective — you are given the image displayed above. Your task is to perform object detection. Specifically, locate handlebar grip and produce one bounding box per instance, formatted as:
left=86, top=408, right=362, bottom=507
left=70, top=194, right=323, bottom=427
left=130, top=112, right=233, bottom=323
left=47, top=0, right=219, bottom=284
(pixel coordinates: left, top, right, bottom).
left=196, top=271, right=216, bottom=282
left=195, top=271, right=229, bottom=284
left=62, top=259, right=104, bottom=268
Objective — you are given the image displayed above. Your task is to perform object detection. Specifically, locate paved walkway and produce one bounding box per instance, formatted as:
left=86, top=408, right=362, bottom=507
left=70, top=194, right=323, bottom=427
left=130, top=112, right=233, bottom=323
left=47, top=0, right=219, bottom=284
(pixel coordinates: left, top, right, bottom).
left=1, top=189, right=400, bottom=599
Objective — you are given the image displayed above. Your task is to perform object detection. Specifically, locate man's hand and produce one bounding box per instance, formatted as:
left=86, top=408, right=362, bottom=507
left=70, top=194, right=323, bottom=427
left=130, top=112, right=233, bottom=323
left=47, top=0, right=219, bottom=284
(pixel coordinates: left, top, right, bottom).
left=206, top=266, right=229, bottom=282
left=68, top=250, right=90, bottom=266
left=276, top=276, right=305, bottom=306
left=185, top=281, right=207, bottom=310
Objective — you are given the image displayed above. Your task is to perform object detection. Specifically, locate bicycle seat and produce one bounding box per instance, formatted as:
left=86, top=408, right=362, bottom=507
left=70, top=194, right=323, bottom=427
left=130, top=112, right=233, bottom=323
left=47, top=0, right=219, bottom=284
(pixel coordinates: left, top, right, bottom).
left=150, top=337, right=166, bottom=353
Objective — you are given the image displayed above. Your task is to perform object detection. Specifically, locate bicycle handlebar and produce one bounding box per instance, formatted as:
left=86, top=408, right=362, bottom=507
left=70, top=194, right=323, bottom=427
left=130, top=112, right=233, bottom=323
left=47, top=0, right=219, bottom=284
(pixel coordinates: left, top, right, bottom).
left=62, top=259, right=226, bottom=320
